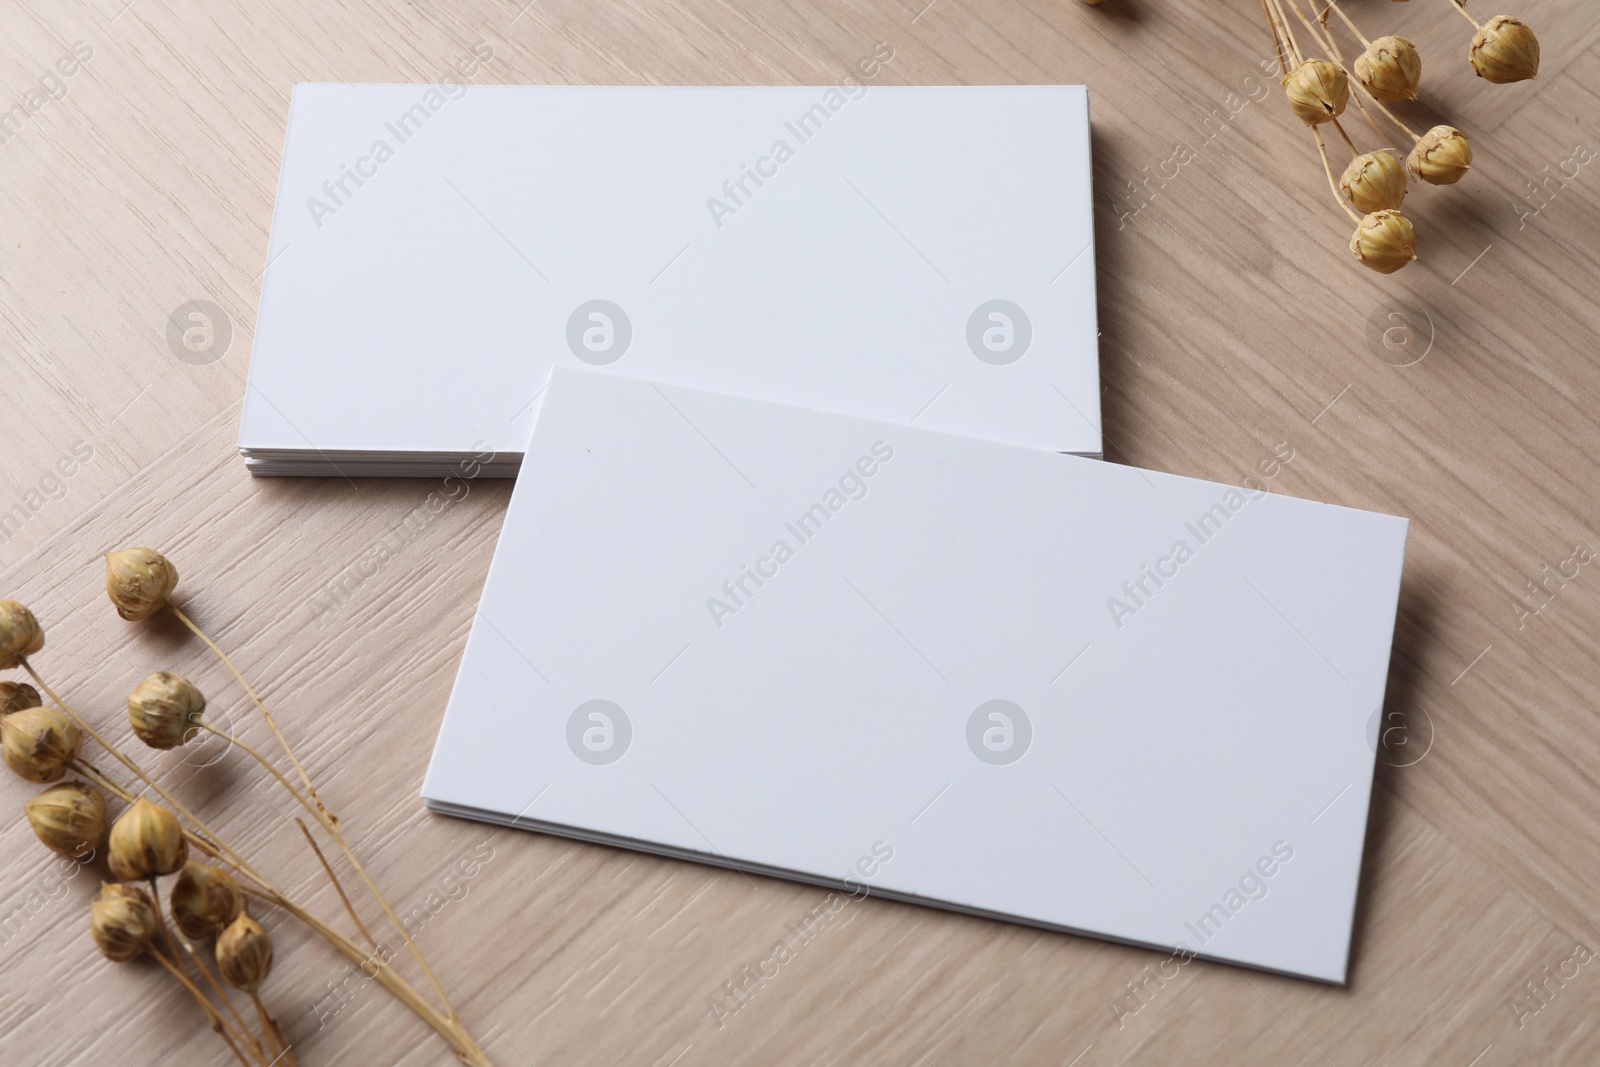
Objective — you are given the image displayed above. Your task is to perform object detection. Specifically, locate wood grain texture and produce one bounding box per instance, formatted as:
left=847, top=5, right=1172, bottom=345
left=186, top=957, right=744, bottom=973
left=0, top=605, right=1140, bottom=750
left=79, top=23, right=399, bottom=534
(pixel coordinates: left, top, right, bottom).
left=2, top=0, right=1598, bottom=1064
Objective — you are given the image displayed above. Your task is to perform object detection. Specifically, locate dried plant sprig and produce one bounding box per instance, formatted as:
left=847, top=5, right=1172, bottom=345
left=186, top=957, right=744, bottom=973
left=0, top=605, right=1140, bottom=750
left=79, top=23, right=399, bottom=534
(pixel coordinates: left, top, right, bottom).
left=104, top=548, right=466, bottom=1035
left=5, top=584, right=495, bottom=1065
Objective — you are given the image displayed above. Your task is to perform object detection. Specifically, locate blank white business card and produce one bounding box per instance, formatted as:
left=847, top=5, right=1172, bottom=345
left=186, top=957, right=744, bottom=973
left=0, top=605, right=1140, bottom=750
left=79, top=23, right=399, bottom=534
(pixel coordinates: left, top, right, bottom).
left=423, top=368, right=1409, bottom=983
left=241, top=84, right=1101, bottom=474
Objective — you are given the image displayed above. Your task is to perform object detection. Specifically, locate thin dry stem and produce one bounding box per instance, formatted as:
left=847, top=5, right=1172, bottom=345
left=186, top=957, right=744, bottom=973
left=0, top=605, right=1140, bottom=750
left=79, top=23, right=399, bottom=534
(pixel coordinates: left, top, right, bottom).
left=1268, top=0, right=1304, bottom=65
left=150, top=946, right=262, bottom=1067
left=296, top=816, right=379, bottom=948
left=1261, top=0, right=1290, bottom=77
left=1315, top=130, right=1363, bottom=222
left=173, top=611, right=459, bottom=1024
left=169, top=605, right=334, bottom=825
left=1320, top=0, right=1369, bottom=48
left=251, top=994, right=296, bottom=1067
left=1331, top=118, right=1357, bottom=155
left=1446, top=0, right=1481, bottom=31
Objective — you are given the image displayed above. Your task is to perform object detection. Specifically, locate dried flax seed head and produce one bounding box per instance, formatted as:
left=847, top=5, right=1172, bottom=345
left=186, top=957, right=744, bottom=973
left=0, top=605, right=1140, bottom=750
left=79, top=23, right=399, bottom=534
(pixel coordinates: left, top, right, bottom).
left=91, top=882, right=159, bottom=962
left=0, top=681, right=41, bottom=717
left=127, top=671, right=206, bottom=750
left=217, top=913, right=274, bottom=993
left=2, top=705, right=80, bottom=783
left=1407, top=125, right=1472, bottom=185
left=108, top=797, right=188, bottom=881
left=0, top=600, right=44, bottom=669
left=105, top=547, right=179, bottom=621
left=1355, top=36, right=1422, bottom=100
left=1351, top=210, right=1417, bottom=274
left=1341, top=150, right=1408, bottom=213
left=173, top=862, right=246, bottom=941
left=1470, top=16, right=1538, bottom=83
left=1283, top=59, right=1349, bottom=125
left=25, top=780, right=107, bottom=856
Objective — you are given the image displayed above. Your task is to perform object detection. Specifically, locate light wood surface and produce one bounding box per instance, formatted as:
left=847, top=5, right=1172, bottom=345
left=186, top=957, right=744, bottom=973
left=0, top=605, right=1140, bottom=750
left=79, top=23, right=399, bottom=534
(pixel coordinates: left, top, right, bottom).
left=4, top=0, right=1599, bottom=1064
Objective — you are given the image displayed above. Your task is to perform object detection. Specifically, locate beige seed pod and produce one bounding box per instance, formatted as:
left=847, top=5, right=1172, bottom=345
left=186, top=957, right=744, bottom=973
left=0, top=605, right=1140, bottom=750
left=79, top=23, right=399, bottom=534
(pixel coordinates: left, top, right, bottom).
left=105, top=547, right=179, bottom=621
left=127, top=671, right=206, bottom=750
left=1470, top=15, right=1539, bottom=83
left=108, top=797, right=188, bottom=881
left=172, top=863, right=245, bottom=941
left=0, top=681, right=41, bottom=717
left=1407, top=125, right=1472, bottom=185
left=91, top=882, right=160, bottom=962
left=217, top=913, right=274, bottom=993
left=0, top=600, right=45, bottom=670
left=1283, top=59, right=1349, bottom=125
left=24, top=781, right=108, bottom=856
left=1351, top=210, right=1417, bottom=274
left=1354, top=35, right=1421, bottom=100
left=1341, top=150, right=1408, bottom=213
left=2, top=705, right=81, bottom=783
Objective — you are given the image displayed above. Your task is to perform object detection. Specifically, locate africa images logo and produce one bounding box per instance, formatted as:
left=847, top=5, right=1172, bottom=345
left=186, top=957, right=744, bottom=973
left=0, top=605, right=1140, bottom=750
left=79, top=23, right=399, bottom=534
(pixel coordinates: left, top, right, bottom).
left=966, top=300, right=1032, bottom=365
left=565, top=300, right=632, bottom=365
left=566, top=700, right=632, bottom=765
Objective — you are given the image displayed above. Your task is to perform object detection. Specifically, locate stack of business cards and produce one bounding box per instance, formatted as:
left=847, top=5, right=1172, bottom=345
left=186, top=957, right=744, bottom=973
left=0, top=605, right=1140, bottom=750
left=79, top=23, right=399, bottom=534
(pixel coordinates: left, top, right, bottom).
left=240, top=84, right=1101, bottom=476
left=423, top=368, right=1409, bottom=982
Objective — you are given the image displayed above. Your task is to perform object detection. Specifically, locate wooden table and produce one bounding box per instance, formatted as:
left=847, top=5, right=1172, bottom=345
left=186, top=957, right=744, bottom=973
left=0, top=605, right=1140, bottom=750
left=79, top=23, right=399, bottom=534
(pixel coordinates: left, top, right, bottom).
left=4, top=0, right=1598, bottom=1063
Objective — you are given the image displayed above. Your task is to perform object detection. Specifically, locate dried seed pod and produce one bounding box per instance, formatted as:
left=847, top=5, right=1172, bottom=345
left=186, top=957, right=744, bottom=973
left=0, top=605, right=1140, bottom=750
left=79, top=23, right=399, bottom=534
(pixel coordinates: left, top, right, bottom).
left=172, top=863, right=245, bottom=941
left=1351, top=210, right=1417, bottom=274
left=91, top=882, right=160, bottom=962
left=108, top=797, right=188, bottom=880
left=1407, top=125, right=1472, bottom=185
left=217, top=913, right=273, bottom=993
left=105, top=548, right=179, bottom=621
left=1340, top=150, right=1408, bottom=212
left=0, top=681, right=41, bottom=717
left=127, top=671, right=206, bottom=750
left=1283, top=59, right=1349, bottom=125
left=0, top=600, right=44, bottom=670
left=25, top=780, right=107, bottom=856
left=2, top=705, right=81, bottom=783
left=1354, top=35, right=1421, bottom=100
left=1470, top=15, right=1539, bottom=83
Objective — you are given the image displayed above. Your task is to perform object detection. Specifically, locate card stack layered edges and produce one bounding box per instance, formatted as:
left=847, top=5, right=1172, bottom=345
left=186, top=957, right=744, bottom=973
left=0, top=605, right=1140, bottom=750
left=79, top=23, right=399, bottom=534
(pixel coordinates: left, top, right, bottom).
left=422, top=368, right=1409, bottom=983
left=240, top=84, right=1101, bottom=476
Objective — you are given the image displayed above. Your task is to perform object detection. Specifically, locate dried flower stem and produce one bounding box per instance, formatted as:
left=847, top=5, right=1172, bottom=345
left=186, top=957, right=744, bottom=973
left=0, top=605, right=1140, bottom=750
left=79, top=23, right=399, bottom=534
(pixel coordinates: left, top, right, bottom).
left=1261, top=0, right=1290, bottom=77
left=151, top=947, right=260, bottom=1067
left=195, top=720, right=375, bottom=946
left=251, top=994, right=291, bottom=1066
left=1331, top=118, right=1357, bottom=154
left=1315, top=130, right=1363, bottom=222
left=1268, top=0, right=1304, bottom=64
left=1319, top=0, right=1369, bottom=49
left=295, top=816, right=380, bottom=947
left=1444, top=0, right=1481, bottom=31
left=171, top=609, right=459, bottom=1026
left=168, top=605, right=332, bottom=824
